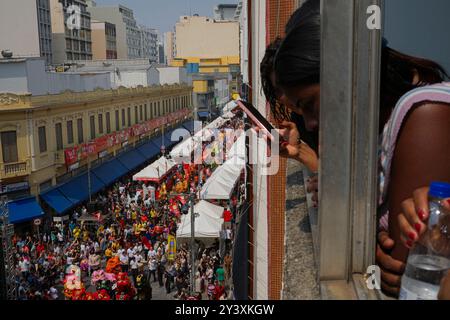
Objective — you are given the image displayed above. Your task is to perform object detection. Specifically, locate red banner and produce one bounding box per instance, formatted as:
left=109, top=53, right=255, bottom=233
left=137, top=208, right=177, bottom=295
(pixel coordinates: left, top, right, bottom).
left=64, top=108, right=191, bottom=166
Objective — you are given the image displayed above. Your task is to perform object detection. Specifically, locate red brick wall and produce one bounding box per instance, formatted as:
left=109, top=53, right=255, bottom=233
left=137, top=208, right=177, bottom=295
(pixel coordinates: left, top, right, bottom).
left=266, top=0, right=296, bottom=301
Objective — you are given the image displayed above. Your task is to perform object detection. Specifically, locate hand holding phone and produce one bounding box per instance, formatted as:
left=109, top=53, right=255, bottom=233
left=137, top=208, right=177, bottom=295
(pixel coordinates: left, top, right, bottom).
left=236, top=100, right=285, bottom=144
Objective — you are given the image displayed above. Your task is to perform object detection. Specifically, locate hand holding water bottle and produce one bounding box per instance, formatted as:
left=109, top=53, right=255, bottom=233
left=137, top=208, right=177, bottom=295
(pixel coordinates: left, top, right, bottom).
left=398, top=182, right=450, bottom=300
left=398, top=186, right=450, bottom=249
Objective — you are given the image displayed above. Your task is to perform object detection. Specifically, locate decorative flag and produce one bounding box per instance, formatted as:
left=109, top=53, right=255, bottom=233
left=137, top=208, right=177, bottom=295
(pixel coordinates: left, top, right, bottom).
left=167, top=235, right=176, bottom=261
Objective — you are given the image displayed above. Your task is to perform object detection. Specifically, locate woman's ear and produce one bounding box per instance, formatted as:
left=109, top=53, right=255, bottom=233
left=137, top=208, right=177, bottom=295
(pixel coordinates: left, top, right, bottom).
left=412, top=68, right=420, bottom=85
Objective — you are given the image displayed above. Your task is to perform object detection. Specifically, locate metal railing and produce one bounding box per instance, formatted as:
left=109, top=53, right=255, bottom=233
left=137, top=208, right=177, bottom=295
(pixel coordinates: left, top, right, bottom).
left=1, top=161, right=29, bottom=177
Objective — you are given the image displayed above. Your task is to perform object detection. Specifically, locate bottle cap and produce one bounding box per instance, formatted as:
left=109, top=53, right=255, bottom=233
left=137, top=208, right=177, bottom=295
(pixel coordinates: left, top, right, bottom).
left=429, top=182, right=450, bottom=199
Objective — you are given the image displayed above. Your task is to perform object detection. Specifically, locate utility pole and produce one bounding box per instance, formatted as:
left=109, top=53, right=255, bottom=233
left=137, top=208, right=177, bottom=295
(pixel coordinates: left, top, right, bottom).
left=0, top=196, right=17, bottom=300
left=88, top=158, right=92, bottom=203
left=189, top=189, right=195, bottom=295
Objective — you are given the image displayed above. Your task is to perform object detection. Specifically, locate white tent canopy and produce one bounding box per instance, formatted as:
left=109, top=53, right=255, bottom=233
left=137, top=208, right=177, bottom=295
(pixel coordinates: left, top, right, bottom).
left=204, top=117, right=227, bottom=130
left=200, top=156, right=245, bottom=200
left=222, top=110, right=236, bottom=119
left=176, top=200, right=224, bottom=238
left=226, top=134, right=246, bottom=160
left=133, top=156, right=176, bottom=182
left=222, top=100, right=238, bottom=115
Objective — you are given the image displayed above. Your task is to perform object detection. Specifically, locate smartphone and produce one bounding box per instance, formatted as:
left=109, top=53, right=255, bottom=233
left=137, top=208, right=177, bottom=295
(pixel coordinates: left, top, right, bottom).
left=236, top=100, right=284, bottom=144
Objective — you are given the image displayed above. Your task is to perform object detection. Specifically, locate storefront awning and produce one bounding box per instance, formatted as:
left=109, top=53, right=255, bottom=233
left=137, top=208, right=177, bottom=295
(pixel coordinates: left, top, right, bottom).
left=41, top=188, right=74, bottom=215
left=92, top=159, right=128, bottom=186
left=58, top=173, right=105, bottom=206
left=181, top=120, right=201, bottom=135
left=7, top=197, right=45, bottom=224
left=137, top=140, right=160, bottom=160
left=197, top=111, right=210, bottom=119
left=117, top=149, right=147, bottom=171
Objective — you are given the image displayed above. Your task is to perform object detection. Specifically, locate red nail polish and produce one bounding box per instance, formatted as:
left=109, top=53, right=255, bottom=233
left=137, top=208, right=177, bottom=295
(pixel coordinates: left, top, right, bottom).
left=414, top=223, right=421, bottom=234
left=408, top=232, right=416, bottom=241
left=406, top=240, right=413, bottom=248
left=418, top=209, right=426, bottom=221
left=447, top=199, right=450, bottom=206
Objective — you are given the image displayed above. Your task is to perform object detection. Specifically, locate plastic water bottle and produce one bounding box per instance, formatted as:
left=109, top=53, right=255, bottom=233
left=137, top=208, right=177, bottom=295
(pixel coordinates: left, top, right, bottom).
left=400, top=182, right=450, bottom=300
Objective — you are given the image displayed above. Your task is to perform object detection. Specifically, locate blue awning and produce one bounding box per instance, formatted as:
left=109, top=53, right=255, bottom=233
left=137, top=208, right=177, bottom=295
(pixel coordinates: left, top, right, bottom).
left=58, top=173, right=105, bottom=206
left=182, top=120, right=201, bottom=134
left=151, top=134, right=165, bottom=149
left=92, top=159, right=128, bottom=186
left=117, top=149, right=147, bottom=171
left=7, top=197, right=45, bottom=224
left=137, top=140, right=160, bottom=160
left=41, top=188, right=74, bottom=214
left=198, top=111, right=210, bottom=118
left=164, top=129, right=177, bottom=147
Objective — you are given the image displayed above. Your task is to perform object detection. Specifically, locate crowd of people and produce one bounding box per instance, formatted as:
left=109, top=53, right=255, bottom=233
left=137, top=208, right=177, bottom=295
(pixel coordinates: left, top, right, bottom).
left=11, top=113, right=245, bottom=301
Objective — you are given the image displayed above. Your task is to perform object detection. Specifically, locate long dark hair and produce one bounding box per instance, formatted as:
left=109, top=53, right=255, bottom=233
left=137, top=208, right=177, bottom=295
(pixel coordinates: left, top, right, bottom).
left=275, top=1, right=448, bottom=117
left=274, top=2, right=321, bottom=88
left=380, top=46, right=449, bottom=114
left=260, top=38, right=291, bottom=122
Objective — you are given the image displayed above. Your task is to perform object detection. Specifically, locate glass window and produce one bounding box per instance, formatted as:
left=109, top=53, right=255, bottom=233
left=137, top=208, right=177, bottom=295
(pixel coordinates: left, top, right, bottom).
left=38, top=126, right=47, bottom=153
left=98, top=114, right=104, bottom=134
left=135, top=106, right=138, bottom=124
left=1, top=131, right=18, bottom=163
left=77, top=118, right=83, bottom=144
left=127, top=108, right=131, bottom=127
left=115, top=110, right=120, bottom=131
left=55, top=123, right=63, bottom=151
left=106, top=112, right=111, bottom=134
left=67, top=120, right=74, bottom=144
left=144, top=104, right=148, bottom=120
left=90, top=115, right=95, bottom=140
left=140, top=105, right=143, bottom=121
left=122, top=109, right=126, bottom=127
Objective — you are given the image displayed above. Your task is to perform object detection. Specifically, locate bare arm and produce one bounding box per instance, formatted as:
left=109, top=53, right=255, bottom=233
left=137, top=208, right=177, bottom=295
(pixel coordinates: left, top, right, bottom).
left=388, top=103, right=450, bottom=262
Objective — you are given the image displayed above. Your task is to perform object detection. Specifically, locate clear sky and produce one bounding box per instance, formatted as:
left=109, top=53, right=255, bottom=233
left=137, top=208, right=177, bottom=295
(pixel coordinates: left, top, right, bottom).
left=95, top=0, right=238, bottom=34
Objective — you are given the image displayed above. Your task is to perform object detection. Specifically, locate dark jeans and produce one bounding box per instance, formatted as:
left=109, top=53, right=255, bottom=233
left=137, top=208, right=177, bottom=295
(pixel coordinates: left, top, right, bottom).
left=121, top=264, right=129, bottom=273
left=149, top=270, right=157, bottom=282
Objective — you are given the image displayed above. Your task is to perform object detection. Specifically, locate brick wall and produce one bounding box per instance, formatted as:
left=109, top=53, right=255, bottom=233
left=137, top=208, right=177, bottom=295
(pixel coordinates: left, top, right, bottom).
left=265, top=0, right=297, bottom=301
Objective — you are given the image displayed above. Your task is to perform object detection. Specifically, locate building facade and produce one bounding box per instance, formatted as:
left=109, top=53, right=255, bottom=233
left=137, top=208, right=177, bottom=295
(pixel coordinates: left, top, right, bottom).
left=213, top=4, right=239, bottom=21
left=139, top=26, right=158, bottom=63
left=0, top=85, right=193, bottom=200
left=87, top=4, right=145, bottom=60
left=172, top=16, right=240, bottom=118
left=91, top=20, right=117, bottom=60
left=0, top=0, right=53, bottom=64
left=37, top=0, right=54, bottom=64
left=164, top=31, right=176, bottom=66
left=50, top=0, right=93, bottom=64
left=175, top=16, right=240, bottom=61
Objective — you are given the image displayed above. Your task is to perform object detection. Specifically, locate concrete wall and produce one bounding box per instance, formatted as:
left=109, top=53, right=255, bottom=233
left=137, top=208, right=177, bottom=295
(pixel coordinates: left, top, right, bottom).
left=91, top=22, right=107, bottom=60
left=0, top=61, right=29, bottom=94
left=110, top=70, right=149, bottom=88
left=148, top=67, right=188, bottom=86
left=0, top=59, right=112, bottom=95
left=175, top=16, right=240, bottom=59
left=0, top=0, right=40, bottom=58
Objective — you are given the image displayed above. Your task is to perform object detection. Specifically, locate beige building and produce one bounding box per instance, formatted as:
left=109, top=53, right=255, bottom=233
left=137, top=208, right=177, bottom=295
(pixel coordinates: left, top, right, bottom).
left=0, top=85, right=193, bottom=200
left=91, top=20, right=117, bottom=60
left=0, top=0, right=53, bottom=63
left=164, top=31, right=176, bottom=66
left=175, top=16, right=240, bottom=60
left=50, top=0, right=93, bottom=63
